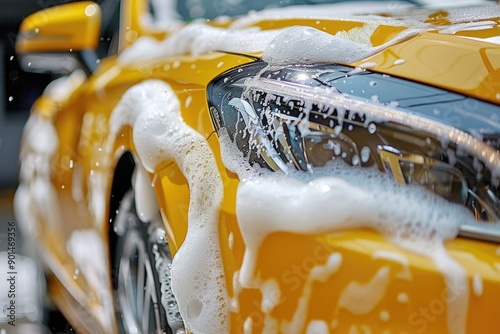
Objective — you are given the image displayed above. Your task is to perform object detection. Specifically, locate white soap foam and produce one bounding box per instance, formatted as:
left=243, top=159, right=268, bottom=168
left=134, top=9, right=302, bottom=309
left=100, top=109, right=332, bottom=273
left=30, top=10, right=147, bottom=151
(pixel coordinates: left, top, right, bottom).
left=282, top=253, right=342, bottom=334
left=15, top=110, right=62, bottom=245
left=43, top=69, right=86, bottom=103
left=338, top=266, right=391, bottom=315
left=397, top=292, right=409, bottom=303
left=243, top=316, right=253, bottom=334
left=134, top=164, right=161, bottom=223
left=261, top=279, right=281, bottom=313
left=306, top=320, right=330, bottom=334
left=373, top=250, right=411, bottom=280
left=110, top=80, right=228, bottom=333
left=67, top=229, right=114, bottom=332
left=380, top=310, right=390, bottom=322
left=231, top=270, right=242, bottom=312
left=472, top=274, right=483, bottom=297
left=118, top=24, right=285, bottom=66
left=262, top=26, right=374, bottom=65
left=219, top=129, right=474, bottom=334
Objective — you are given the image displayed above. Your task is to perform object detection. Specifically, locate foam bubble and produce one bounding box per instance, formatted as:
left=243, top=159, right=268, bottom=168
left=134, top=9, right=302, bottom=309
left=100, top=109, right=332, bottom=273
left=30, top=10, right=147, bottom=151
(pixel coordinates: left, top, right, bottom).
left=110, top=80, right=229, bottom=333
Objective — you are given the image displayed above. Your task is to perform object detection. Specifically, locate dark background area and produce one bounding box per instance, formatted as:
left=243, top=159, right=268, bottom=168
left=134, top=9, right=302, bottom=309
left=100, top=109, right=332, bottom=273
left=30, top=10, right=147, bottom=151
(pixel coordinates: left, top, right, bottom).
left=0, top=0, right=57, bottom=188
left=1, top=2, right=88, bottom=333
left=0, top=0, right=119, bottom=188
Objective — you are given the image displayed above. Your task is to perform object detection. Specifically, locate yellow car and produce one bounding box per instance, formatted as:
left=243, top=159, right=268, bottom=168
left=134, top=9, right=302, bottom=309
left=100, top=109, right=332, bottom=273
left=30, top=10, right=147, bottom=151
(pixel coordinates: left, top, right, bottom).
left=14, top=0, right=500, bottom=333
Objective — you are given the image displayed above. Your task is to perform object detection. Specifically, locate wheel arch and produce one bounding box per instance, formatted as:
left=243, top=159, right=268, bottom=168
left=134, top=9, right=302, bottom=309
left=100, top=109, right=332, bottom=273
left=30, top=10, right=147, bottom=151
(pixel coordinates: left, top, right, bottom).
left=107, top=150, right=136, bottom=282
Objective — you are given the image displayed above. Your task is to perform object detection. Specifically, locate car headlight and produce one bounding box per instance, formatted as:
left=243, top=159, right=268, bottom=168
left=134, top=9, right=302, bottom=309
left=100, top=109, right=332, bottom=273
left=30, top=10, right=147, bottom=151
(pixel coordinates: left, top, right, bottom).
left=208, top=61, right=500, bottom=242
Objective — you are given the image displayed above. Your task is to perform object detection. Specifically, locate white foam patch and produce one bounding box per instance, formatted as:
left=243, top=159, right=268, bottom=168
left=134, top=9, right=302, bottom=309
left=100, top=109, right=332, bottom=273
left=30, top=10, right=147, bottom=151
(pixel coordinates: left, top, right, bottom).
left=67, top=229, right=114, bottom=331
left=373, top=250, right=411, bottom=280
left=219, top=129, right=475, bottom=334
left=118, top=24, right=285, bottom=66
left=338, top=266, right=390, bottom=315
left=263, top=26, right=374, bottom=65
left=472, top=274, right=483, bottom=297
left=282, top=253, right=342, bottom=334
left=15, top=110, right=62, bottom=244
left=243, top=316, right=253, bottom=334
left=110, top=80, right=228, bottom=333
left=397, top=293, right=409, bottom=303
left=305, top=320, right=330, bottom=334
left=43, top=69, right=86, bottom=103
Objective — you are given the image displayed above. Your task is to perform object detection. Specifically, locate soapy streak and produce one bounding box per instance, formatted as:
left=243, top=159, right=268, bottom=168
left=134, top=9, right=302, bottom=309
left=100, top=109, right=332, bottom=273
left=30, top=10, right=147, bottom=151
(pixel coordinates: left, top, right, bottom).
left=110, top=80, right=228, bottom=333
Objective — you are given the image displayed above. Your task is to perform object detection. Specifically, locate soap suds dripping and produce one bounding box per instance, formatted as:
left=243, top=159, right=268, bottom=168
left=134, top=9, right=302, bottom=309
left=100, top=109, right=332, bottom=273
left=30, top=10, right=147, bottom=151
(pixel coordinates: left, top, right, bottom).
left=219, top=129, right=474, bottom=334
left=110, top=80, right=228, bottom=333
left=281, top=253, right=342, bottom=334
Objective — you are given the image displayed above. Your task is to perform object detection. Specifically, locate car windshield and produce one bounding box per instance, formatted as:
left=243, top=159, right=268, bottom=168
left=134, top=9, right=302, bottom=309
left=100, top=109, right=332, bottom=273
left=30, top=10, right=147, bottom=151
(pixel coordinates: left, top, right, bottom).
left=149, top=0, right=423, bottom=24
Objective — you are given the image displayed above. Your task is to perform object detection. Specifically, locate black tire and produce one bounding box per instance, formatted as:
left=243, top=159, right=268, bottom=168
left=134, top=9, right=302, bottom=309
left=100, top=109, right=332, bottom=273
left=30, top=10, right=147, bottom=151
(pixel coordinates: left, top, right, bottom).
left=112, top=190, right=177, bottom=334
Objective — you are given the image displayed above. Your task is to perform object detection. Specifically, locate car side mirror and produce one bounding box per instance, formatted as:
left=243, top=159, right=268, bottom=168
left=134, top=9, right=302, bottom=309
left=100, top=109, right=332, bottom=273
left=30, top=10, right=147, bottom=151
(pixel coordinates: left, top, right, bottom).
left=16, top=1, right=101, bottom=76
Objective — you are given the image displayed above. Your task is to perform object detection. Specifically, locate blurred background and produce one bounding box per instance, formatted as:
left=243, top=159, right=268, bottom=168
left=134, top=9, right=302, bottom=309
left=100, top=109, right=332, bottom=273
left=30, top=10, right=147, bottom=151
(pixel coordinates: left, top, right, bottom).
left=0, top=1, right=109, bottom=332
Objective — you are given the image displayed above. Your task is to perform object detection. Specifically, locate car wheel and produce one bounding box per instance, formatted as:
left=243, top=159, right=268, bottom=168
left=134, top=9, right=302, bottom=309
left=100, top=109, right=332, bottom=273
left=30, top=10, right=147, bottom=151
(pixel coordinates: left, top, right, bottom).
left=113, top=190, right=185, bottom=334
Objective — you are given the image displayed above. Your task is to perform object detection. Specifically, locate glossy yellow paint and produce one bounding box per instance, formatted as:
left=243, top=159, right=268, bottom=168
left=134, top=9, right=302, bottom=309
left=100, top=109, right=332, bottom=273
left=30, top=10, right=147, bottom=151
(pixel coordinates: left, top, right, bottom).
left=16, top=0, right=500, bottom=334
left=353, top=31, right=500, bottom=104
left=242, top=12, right=500, bottom=104
left=16, top=1, right=101, bottom=54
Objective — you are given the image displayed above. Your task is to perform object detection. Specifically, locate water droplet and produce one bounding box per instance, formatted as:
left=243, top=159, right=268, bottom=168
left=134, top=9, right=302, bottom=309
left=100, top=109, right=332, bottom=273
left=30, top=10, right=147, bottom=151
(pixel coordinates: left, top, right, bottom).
left=361, top=147, right=371, bottom=163
left=352, top=155, right=360, bottom=166
left=369, top=80, right=377, bottom=87
left=380, top=310, right=390, bottom=322
left=73, top=268, right=80, bottom=280
left=8, top=96, right=13, bottom=102
left=9, top=56, right=14, bottom=61
left=368, top=123, right=377, bottom=134
left=397, top=293, right=408, bottom=303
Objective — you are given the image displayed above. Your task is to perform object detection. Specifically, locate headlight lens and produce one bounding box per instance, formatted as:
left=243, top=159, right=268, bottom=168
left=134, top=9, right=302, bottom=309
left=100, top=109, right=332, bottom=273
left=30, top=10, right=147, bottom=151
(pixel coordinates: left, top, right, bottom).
left=208, top=61, right=500, bottom=242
